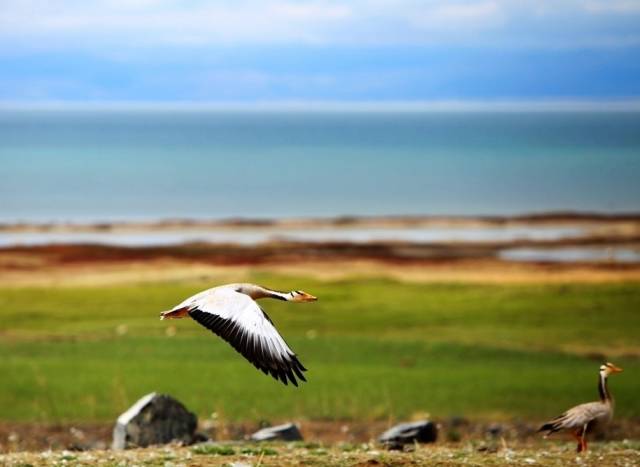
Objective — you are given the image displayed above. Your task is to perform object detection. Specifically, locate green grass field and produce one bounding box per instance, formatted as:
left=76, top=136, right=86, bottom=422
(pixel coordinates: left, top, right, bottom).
left=1, top=275, right=639, bottom=424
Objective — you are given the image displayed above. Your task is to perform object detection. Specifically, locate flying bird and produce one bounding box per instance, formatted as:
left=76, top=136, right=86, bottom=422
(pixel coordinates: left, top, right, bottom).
left=160, top=283, right=317, bottom=386
left=538, top=362, right=623, bottom=452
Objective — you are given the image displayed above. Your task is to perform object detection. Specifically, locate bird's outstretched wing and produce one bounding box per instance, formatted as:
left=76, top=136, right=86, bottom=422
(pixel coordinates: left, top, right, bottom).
left=539, top=402, right=608, bottom=433
left=186, top=288, right=307, bottom=386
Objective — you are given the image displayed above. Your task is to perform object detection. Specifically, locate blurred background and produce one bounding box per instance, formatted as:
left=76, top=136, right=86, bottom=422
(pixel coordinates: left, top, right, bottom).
left=1, top=0, right=639, bottom=452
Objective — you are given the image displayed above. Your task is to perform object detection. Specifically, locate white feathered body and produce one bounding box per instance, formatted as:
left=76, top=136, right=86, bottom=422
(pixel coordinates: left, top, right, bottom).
left=161, top=283, right=315, bottom=386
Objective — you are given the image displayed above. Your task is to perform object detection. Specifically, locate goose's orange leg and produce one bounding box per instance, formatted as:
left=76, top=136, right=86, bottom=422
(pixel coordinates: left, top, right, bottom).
left=573, top=426, right=589, bottom=453
left=572, top=430, right=583, bottom=453
left=580, top=425, right=589, bottom=453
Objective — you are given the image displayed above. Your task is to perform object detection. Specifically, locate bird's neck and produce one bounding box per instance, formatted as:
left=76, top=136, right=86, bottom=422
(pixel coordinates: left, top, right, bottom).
left=598, top=373, right=612, bottom=403
left=265, top=289, right=296, bottom=301
left=239, top=284, right=294, bottom=301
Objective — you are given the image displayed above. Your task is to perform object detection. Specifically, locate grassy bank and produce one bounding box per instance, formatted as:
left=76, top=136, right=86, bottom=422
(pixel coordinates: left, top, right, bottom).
left=1, top=276, right=639, bottom=423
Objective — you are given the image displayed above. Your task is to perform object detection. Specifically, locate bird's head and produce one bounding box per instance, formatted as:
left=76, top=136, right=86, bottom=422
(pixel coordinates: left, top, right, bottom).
left=600, top=362, right=623, bottom=377
left=290, top=290, right=318, bottom=302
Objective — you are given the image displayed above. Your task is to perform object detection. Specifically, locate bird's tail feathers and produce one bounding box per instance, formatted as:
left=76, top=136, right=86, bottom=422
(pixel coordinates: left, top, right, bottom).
left=538, top=424, right=553, bottom=438
left=159, top=306, right=190, bottom=320
left=538, top=419, right=563, bottom=437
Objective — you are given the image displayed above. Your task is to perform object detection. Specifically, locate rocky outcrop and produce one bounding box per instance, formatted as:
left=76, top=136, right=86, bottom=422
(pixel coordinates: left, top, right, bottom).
left=112, top=393, right=198, bottom=449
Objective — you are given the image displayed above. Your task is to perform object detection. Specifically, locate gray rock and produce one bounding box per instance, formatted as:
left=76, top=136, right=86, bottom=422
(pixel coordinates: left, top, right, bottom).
left=112, top=393, right=198, bottom=449
left=250, top=423, right=303, bottom=442
left=378, top=420, right=438, bottom=448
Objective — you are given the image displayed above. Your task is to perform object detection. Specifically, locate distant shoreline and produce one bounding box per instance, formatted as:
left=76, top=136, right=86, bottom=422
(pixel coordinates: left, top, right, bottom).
left=3, top=99, right=640, bottom=112
left=3, top=211, right=640, bottom=233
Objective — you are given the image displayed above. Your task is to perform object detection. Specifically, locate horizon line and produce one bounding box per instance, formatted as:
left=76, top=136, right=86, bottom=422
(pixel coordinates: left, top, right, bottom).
left=3, top=209, right=640, bottom=226
left=2, top=99, right=640, bottom=112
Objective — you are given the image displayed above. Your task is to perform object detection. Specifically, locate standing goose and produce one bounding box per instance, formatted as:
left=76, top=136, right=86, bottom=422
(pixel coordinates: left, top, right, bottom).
left=538, top=362, right=623, bottom=452
left=160, top=283, right=317, bottom=386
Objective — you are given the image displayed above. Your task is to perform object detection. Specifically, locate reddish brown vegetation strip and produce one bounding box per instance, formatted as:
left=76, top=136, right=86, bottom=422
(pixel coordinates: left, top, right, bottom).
left=3, top=237, right=640, bottom=269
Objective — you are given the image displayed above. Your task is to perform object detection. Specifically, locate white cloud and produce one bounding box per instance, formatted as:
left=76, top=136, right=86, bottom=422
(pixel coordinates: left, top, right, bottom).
left=0, top=1, right=353, bottom=45
left=0, top=0, right=639, bottom=48
left=584, top=0, right=640, bottom=13
left=411, top=1, right=504, bottom=28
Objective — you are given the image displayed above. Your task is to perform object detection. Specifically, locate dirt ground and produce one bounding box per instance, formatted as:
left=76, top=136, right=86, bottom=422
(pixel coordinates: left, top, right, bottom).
left=1, top=439, right=640, bottom=467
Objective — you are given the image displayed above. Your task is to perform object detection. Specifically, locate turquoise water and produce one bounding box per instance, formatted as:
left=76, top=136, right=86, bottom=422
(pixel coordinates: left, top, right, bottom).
left=1, top=110, right=639, bottom=222
left=500, top=246, right=640, bottom=263
left=0, top=225, right=585, bottom=247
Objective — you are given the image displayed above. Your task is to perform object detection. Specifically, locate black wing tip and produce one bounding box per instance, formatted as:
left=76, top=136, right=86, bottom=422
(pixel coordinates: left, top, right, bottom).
left=189, top=307, right=309, bottom=387
left=292, top=355, right=308, bottom=372
left=285, top=368, right=299, bottom=386
left=292, top=359, right=307, bottom=382
left=265, top=357, right=308, bottom=387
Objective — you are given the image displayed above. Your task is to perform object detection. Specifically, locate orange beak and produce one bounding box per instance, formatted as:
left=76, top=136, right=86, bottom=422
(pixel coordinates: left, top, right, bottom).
left=608, top=364, right=623, bottom=373
left=295, top=291, right=318, bottom=302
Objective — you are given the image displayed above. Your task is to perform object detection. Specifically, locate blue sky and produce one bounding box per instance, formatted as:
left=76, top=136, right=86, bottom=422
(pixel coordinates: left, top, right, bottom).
left=2, top=0, right=640, bottom=103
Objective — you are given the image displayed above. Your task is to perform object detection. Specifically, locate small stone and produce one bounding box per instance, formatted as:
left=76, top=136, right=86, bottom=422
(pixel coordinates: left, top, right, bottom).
left=250, top=423, right=303, bottom=442
left=378, top=420, right=438, bottom=448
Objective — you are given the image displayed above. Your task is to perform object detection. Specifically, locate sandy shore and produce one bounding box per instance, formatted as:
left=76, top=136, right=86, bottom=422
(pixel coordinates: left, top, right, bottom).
left=2, top=212, right=640, bottom=233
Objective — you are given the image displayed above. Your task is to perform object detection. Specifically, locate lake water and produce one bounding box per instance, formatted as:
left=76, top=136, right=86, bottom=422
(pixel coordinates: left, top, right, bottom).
left=0, top=225, right=586, bottom=247
left=500, top=247, right=640, bottom=263
left=1, top=109, right=639, bottom=223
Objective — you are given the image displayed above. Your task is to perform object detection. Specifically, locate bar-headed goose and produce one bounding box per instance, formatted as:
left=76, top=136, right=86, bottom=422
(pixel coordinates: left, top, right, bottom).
left=539, top=362, right=623, bottom=452
left=160, top=283, right=317, bottom=386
